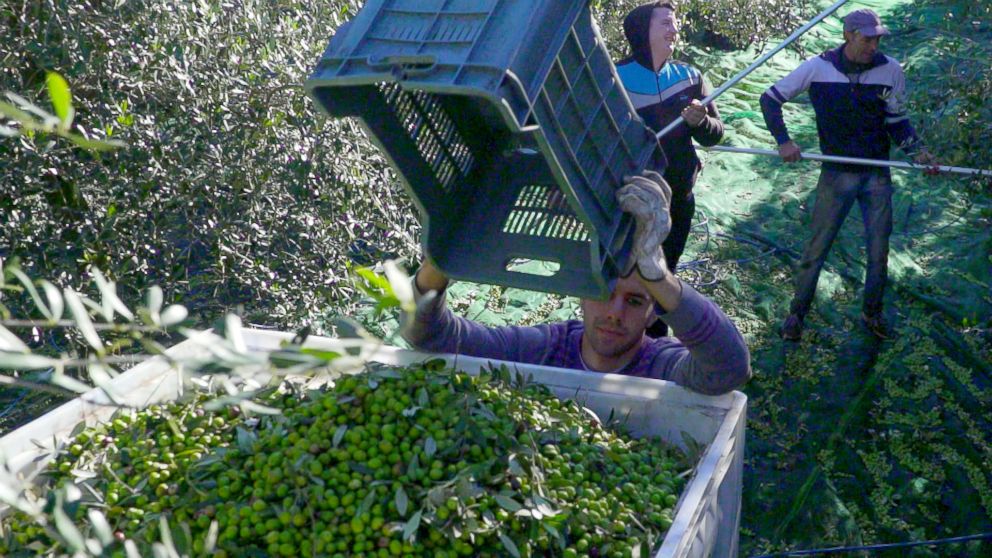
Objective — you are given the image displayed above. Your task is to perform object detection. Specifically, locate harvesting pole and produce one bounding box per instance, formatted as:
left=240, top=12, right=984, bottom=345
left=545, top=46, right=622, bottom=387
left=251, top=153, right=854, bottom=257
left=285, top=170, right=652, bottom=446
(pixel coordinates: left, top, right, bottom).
left=654, top=0, right=851, bottom=141
left=700, top=145, right=992, bottom=177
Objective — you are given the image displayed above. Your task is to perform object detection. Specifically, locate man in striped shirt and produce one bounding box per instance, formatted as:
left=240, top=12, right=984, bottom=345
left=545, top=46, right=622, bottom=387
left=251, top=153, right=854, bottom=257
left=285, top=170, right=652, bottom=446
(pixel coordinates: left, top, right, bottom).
left=402, top=172, right=751, bottom=396
left=760, top=8, right=937, bottom=340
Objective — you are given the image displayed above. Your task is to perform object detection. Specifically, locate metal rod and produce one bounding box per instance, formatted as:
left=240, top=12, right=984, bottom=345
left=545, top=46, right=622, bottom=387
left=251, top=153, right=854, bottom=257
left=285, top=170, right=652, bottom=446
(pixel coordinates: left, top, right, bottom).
left=655, top=0, right=851, bottom=141
left=701, top=145, right=992, bottom=177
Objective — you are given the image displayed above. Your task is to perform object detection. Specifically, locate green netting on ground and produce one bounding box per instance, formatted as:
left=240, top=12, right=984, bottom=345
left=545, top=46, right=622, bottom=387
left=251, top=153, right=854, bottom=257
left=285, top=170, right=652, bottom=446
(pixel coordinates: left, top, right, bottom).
left=388, top=0, right=992, bottom=554
left=685, top=1, right=991, bottom=554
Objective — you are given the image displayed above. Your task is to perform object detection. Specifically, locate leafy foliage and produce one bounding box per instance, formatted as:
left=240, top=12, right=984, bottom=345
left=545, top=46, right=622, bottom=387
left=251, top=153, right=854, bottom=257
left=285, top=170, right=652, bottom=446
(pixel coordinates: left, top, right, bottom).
left=0, top=73, right=124, bottom=151
left=0, top=0, right=420, bottom=336
left=899, top=0, right=992, bottom=196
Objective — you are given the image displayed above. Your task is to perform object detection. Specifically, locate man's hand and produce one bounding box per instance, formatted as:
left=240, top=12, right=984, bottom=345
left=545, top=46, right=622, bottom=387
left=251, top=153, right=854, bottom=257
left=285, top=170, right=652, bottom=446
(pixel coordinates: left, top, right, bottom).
left=681, top=100, right=708, bottom=128
left=617, top=171, right=672, bottom=282
left=778, top=140, right=802, bottom=163
left=415, top=258, right=449, bottom=294
left=914, top=148, right=940, bottom=176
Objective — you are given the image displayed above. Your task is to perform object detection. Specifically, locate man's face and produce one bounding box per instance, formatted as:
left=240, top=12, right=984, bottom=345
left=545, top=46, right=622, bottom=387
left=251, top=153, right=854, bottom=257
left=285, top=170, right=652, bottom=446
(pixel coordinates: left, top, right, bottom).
left=648, top=7, right=679, bottom=60
left=844, top=31, right=881, bottom=64
left=580, top=275, right=656, bottom=359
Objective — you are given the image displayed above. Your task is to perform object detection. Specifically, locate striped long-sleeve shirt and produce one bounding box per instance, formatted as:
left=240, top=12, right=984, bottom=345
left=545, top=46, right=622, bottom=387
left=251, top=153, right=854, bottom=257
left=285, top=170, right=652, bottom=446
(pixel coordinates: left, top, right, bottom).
left=401, top=282, right=751, bottom=396
left=616, top=58, right=724, bottom=196
left=760, top=44, right=922, bottom=172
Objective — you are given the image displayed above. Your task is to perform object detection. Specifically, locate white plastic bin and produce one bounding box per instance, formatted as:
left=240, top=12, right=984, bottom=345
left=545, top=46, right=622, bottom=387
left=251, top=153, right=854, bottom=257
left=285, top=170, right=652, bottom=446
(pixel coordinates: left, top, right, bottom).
left=0, top=329, right=746, bottom=558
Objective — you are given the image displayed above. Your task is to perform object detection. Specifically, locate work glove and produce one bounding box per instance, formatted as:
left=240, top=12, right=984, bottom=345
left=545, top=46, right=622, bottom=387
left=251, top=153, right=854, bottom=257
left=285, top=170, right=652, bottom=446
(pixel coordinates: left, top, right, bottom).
left=617, top=171, right=672, bottom=282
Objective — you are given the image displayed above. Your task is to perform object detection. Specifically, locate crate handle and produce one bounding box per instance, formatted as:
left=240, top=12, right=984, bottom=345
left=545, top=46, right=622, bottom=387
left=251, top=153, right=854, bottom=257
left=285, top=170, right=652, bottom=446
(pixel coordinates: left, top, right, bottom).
left=367, top=55, right=437, bottom=77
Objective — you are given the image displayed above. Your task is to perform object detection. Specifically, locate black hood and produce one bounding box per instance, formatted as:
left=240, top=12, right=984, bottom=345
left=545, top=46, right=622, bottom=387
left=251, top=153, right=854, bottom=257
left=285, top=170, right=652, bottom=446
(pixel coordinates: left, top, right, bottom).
left=622, top=3, right=657, bottom=69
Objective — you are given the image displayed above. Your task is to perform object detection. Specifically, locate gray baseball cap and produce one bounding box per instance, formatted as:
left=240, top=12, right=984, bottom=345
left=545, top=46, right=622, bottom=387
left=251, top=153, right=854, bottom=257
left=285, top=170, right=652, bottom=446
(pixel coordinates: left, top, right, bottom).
left=843, top=9, right=890, bottom=37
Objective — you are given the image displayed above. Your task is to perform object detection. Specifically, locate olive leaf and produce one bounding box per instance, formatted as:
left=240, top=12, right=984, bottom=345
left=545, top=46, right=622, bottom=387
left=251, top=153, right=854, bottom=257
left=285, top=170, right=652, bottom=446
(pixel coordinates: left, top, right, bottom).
left=91, top=268, right=133, bottom=321
left=147, top=286, right=164, bottom=320
left=494, top=494, right=522, bottom=513
left=11, top=268, right=55, bottom=322
left=332, top=425, right=347, bottom=448
left=235, top=427, right=257, bottom=452
left=41, top=280, right=65, bottom=323
left=65, top=289, right=104, bottom=353
left=159, top=305, right=189, bottom=327
left=51, top=371, right=93, bottom=394
left=87, top=508, right=114, bottom=546
left=357, top=490, right=375, bottom=517
left=402, top=509, right=422, bottom=542
left=507, top=455, right=525, bottom=477
left=45, top=72, right=75, bottom=130
left=395, top=486, right=409, bottom=516
left=0, top=323, right=31, bottom=353
left=204, top=519, right=219, bottom=553
left=498, top=533, right=521, bottom=558
left=53, top=504, right=86, bottom=553
left=406, top=453, right=420, bottom=477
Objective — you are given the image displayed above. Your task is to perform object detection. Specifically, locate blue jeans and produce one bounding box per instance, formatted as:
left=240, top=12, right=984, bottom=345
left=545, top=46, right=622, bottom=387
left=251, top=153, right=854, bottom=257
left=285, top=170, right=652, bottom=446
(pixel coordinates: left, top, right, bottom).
left=790, top=168, right=893, bottom=318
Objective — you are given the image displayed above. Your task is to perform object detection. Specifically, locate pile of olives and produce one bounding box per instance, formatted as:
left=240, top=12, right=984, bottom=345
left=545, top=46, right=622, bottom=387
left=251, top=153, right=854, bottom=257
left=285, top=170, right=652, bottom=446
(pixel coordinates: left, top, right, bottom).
left=1, top=361, right=688, bottom=558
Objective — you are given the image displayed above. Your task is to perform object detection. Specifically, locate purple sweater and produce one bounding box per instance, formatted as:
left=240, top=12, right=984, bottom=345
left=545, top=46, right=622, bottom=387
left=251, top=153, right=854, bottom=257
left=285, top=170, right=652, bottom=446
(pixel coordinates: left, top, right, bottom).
left=402, top=283, right=751, bottom=395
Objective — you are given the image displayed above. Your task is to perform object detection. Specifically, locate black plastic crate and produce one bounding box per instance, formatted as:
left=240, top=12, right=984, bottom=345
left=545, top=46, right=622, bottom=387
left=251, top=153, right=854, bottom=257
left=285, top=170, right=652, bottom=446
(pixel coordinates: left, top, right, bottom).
left=306, top=0, right=665, bottom=299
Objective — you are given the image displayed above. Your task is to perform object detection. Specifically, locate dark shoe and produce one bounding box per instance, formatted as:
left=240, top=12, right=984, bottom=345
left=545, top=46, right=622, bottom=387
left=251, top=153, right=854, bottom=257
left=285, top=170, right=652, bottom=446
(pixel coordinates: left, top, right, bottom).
left=861, top=312, right=891, bottom=339
left=780, top=314, right=804, bottom=341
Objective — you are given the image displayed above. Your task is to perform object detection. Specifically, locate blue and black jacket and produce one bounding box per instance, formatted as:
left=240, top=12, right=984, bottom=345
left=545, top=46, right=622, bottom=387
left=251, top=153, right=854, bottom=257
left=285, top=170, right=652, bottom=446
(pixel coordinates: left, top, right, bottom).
left=616, top=4, right=724, bottom=198
left=760, top=44, right=922, bottom=173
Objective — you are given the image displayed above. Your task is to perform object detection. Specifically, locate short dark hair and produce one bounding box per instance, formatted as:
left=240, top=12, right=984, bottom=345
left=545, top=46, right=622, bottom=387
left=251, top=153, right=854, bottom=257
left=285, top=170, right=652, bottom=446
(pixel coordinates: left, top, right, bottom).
left=655, top=2, right=676, bottom=12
